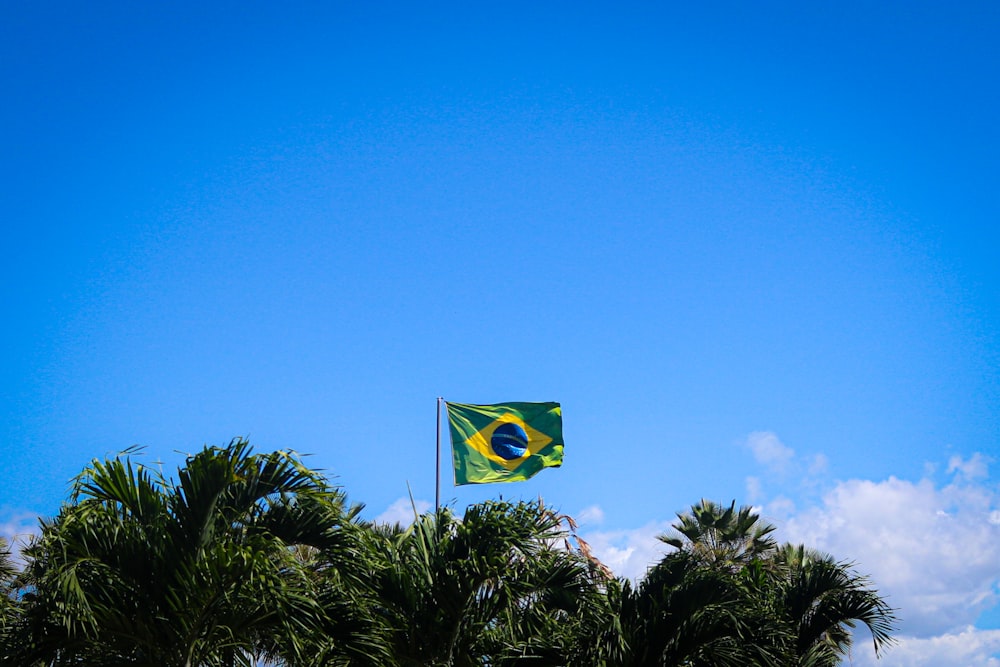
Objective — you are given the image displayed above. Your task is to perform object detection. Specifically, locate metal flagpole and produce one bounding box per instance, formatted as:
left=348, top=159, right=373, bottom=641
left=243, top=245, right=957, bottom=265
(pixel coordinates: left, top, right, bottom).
left=435, top=397, right=442, bottom=514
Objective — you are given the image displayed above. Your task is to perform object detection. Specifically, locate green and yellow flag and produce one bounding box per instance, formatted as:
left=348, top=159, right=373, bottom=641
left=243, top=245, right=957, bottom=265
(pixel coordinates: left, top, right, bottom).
left=446, top=401, right=563, bottom=485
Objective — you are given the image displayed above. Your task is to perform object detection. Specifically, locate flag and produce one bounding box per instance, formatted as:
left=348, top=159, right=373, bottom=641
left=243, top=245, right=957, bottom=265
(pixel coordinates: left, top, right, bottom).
left=446, top=401, right=563, bottom=485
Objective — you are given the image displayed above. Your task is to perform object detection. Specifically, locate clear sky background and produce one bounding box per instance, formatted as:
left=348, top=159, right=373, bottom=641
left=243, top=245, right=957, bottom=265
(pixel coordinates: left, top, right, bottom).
left=2, top=3, right=998, bottom=664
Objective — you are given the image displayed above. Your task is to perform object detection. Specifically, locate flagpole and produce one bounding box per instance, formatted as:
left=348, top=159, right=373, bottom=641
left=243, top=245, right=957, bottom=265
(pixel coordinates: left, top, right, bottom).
left=435, top=397, right=442, bottom=514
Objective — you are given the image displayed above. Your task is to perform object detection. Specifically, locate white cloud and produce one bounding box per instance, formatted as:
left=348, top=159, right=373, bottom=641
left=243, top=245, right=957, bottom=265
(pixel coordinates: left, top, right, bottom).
left=582, top=446, right=1000, bottom=665
left=775, top=460, right=1000, bottom=637
left=808, top=452, right=829, bottom=475
left=575, top=504, right=605, bottom=526
left=849, top=627, right=1000, bottom=667
left=0, top=509, right=38, bottom=542
left=766, top=495, right=797, bottom=519
left=0, top=507, right=39, bottom=542
left=0, top=508, right=40, bottom=565
left=745, top=431, right=795, bottom=473
left=949, top=453, right=992, bottom=481
left=374, top=497, right=432, bottom=526
left=580, top=520, right=673, bottom=580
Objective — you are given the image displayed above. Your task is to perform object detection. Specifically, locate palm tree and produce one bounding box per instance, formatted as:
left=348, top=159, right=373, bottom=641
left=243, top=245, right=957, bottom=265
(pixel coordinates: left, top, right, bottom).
left=364, top=500, right=604, bottom=667
left=10, top=448, right=896, bottom=667
left=0, top=538, right=21, bottom=659
left=11, top=439, right=376, bottom=667
left=603, top=554, right=745, bottom=667
left=644, top=501, right=895, bottom=666
left=763, top=544, right=896, bottom=666
left=659, top=499, right=777, bottom=570
left=272, top=518, right=390, bottom=667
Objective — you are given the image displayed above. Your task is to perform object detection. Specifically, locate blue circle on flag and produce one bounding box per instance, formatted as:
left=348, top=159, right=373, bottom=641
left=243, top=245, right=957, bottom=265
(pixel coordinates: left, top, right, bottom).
left=491, top=422, right=529, bottom=460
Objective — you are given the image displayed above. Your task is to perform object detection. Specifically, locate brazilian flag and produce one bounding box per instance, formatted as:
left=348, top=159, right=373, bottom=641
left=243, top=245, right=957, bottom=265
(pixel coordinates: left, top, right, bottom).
left=446, top=401, right=563, bottom=485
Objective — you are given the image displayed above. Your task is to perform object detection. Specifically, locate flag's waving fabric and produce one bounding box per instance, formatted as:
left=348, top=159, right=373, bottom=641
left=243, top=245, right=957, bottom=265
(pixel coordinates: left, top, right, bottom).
left=446, top=401, right=563, bottom=485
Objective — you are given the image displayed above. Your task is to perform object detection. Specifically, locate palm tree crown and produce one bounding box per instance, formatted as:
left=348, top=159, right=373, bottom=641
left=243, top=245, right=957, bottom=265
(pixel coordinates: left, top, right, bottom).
left=11, top=439, right=367, bottom=667
left=659, top=499, right=778, bottom=569
left=5, top=455, right=895, bottom=667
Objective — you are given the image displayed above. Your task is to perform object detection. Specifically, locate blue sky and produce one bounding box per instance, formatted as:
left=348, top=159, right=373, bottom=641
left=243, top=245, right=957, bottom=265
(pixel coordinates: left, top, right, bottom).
left=2, top=3, right=999, bottom=663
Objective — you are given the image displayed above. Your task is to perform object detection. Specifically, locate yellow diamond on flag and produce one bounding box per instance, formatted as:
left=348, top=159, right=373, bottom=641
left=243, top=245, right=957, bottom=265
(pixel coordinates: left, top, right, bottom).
left=446, top=401, right=564, bottom=485
left=465, top=413, right=554, bottom=470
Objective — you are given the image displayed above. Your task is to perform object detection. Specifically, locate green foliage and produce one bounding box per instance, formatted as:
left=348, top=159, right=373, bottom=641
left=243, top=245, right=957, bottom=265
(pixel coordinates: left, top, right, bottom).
left=765, top=543, right=897, bottom=665
left=0, top=539, right=20, bottom=655
left=1, top=448, right=896, bottom=667
left=361, top=499, right=605, bottom=666
left=659, top=499, right=777, bottom=570
left=639, top=501, right=897, bottom=667
left=6, top=439, right=374, bottom=667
